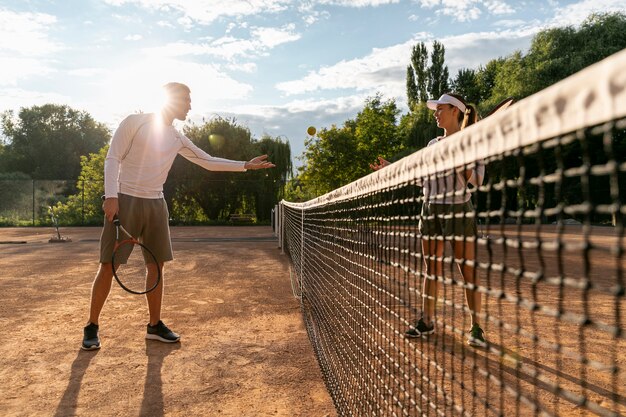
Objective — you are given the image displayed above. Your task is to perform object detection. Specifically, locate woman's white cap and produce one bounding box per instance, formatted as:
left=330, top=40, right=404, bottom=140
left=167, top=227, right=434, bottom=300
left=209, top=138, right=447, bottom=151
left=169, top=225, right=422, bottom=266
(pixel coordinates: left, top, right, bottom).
left=427, top=94, right=466, bottom=113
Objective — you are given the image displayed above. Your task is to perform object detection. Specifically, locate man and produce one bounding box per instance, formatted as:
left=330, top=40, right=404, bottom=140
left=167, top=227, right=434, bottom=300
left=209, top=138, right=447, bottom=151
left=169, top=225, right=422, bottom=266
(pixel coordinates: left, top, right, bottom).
left=82, top=82, right=275, bottom=350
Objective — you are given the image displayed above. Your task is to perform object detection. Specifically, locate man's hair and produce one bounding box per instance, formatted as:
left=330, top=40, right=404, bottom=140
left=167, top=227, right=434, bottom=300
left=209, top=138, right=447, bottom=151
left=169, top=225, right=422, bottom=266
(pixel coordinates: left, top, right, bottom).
left=162, top=82, right=190, bottom=97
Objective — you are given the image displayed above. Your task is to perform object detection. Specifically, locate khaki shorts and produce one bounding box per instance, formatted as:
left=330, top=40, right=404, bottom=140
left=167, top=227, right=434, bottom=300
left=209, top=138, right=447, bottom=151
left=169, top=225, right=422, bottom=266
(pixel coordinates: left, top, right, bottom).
left=99, top=194, right=173, bottom=264
left=418, top=200, right=477, bottom=239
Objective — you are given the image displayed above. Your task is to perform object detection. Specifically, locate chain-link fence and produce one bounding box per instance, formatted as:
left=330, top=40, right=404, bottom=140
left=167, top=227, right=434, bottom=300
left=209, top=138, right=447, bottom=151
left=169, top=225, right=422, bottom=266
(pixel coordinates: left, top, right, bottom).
left=0, top=179, right=79, bottom=226
left=0, top=179, right=283, bottom=226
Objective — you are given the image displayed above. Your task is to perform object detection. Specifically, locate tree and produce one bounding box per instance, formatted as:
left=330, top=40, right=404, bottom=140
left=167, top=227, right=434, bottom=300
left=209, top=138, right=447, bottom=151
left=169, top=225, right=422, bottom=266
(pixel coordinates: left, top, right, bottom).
left=53, top=146, right=108, bottom=225
left=398, top=102, right=438, bottom=155
left=0, top=171, right=33, bottom=224
left=486, top=51, right=531, bottom=110
left=0, top=104, right=110, bottom=179
left=524, top=12, right=626, bottom=94
left=472, top=12, right=626, bottom=224
left=250, top=135, right=292, bottom=220
left=402, top=41, right=449, bottom=155
left=406, top=42, right=429, bottom=109
left=474, top=59, right=503, bottom=115
left=297, top=95, right=402, bottom=197
left=451, top=68, right=481, bottom=106
left=164, top=117, right=291, bottom=222
left=427, top=41, right=449, bottom=99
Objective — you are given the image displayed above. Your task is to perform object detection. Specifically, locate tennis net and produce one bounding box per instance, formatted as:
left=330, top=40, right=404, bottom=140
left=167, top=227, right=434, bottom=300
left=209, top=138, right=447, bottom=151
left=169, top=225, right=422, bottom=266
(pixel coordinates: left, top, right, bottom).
left=278, top=49, right=626, bottom=417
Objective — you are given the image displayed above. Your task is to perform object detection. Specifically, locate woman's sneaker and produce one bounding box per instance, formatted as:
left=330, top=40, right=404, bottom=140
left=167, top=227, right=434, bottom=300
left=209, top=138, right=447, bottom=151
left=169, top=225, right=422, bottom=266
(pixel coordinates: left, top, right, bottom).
left=405, top=318, right=435, bottom=338
left=82, top=322, right=101, bottom=350
left=468, top=323, right=487, bottom=347
left=146, top=320, right=180, bottom=343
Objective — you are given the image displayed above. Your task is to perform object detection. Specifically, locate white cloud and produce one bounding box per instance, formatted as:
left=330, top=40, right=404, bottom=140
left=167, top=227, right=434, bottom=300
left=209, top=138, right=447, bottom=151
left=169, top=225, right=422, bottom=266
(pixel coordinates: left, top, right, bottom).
left=67, top=68, right=108, bottom=77
left=0, top=88, right=71, bottom=113
left=297, top=3, right=330, bottom=25
left=143, top=24, right=300, bottom=61
left=418, top=0, right=440, bottom=8
left=124, top=34, right=143, bottom=41
left=0, top=56, right=56, bottom=86
left=493, top=19, right=527, bottom=28
left=416, top=0, right=516, bottom=21
left=317, top=0, right=400, bottom=6
left=483, top=0, right=515, bottom=14
left=103, top=0, right=292, bottom=24
left=233, top=94, right=371, bottom=118
left=551, top=0, right=626, bottom=26
left=276, top=35, right=429, bottom=97
left=276, top=25, right=537, bottom=103
left=0, top=9, right=61, bottom=56
left=226, top=62, right=258, bottom=73
left=156, top=20, right=174, bottom=28
left=252, top=24, right=300, bottom=49
left=436, top=0, right=482, bottom=22
left=442, top=27, right=538, bottom=73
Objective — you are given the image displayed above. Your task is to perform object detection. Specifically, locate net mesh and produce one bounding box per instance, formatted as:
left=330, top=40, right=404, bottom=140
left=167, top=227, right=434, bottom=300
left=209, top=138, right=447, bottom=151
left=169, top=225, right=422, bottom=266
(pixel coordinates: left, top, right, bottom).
left=279, top=49, right=626, bottom=417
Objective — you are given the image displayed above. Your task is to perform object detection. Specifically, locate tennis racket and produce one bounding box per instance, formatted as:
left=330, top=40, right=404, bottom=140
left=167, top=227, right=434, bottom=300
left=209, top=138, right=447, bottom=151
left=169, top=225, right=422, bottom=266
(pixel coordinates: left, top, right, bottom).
left=111, top=216, right=161, bottom=294
left=484, top=97, right=515, bottom=118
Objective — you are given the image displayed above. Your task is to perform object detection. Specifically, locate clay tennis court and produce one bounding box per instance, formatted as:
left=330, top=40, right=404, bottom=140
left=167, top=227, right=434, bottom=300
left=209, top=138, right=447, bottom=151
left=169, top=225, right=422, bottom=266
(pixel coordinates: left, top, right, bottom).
left=0, top=226, right=336, bottom=417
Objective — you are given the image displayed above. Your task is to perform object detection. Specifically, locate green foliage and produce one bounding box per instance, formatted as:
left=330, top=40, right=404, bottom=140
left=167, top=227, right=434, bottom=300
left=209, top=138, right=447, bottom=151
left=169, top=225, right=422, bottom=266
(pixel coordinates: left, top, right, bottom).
left=0, top=171, right=32, bottom=224
left=406, top=42, right=429, bottom=108
left=461, top=12, right=626, bottom=224
left=249, top=135, right=292, bottom=220
left=474, top=12, right=626, bottom=112
left=428, top=41, right=450, bottom=99
left=0, top=104, right=110, bottom=179
left=283, top=177, right=318, bottom=202
left=398, top=102, right=438, bottom=153
left=485, top=51, right=532, bottom=109
left=451, top=68, right=481, bottom=105
left=402, top=40, right=451, bottom=157
left=52, top=146, right=107, bottom=225
left=164, top=117, right=291, bottom=222
left=473, top=59, right=505, bottom=114
left=296, top=95, right=402, bottom=196
left=406, top=41, right=450, bottom=108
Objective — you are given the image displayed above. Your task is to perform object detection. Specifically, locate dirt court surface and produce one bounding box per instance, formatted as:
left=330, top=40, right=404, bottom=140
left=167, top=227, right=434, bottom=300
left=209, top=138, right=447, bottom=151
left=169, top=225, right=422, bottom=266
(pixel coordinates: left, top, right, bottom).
left=0, top=226, right=337, bottom=417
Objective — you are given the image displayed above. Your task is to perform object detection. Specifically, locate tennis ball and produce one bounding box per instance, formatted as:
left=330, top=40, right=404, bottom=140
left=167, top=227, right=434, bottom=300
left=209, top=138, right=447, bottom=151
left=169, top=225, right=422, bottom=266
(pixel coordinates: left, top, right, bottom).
left=307, top=126, right=316, bottom=136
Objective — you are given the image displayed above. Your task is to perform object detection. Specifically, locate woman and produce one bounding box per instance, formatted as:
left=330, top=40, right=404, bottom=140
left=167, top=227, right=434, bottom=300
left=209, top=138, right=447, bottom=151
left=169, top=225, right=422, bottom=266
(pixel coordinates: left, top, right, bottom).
left=402, top=93, right=486, bottom=347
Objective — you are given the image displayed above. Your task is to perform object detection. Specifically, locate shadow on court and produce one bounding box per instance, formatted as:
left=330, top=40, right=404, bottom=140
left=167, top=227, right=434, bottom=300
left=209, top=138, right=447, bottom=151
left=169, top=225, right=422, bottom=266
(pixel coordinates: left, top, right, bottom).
left=141, top=340, right=181, bottom=417
left=53, top=350, right=99, bottom=417
left=0, top=226, right=336, bottom=417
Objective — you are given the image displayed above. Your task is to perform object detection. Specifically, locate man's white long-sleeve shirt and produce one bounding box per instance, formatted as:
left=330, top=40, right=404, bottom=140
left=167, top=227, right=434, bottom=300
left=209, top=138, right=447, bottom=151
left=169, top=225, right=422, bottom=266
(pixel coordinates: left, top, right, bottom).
left=104, top=113, right=247, bottom=199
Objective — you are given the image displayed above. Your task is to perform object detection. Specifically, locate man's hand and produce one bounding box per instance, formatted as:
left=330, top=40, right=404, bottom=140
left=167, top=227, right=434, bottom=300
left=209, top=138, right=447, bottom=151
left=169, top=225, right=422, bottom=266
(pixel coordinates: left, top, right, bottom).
left=244, top=155, right=275, bottom=170
left=102, top=197, right=119, bottom=222
left=369, top=156, right=391, bottom=171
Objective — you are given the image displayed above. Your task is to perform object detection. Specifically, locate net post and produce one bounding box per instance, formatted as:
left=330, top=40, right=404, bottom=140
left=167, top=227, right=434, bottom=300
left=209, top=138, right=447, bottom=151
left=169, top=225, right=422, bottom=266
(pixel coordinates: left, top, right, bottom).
left=300, top=208, right=304, bottom=294
left=32, top=179, right=36, bottom=226
left=279, top=201, right=285, bottom=254
left=272, top=204, right=276, bottom=236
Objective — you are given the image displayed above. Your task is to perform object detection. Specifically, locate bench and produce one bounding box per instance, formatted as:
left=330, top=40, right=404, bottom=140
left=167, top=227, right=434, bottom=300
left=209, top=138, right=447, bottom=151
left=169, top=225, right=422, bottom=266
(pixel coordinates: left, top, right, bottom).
left=229, top=213, right=255, bottom=223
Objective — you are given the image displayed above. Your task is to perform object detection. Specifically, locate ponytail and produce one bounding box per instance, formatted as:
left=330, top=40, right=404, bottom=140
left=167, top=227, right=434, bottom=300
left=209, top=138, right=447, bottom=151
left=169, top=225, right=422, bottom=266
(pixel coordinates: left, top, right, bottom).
left=445, top=92, right=478, bottom=129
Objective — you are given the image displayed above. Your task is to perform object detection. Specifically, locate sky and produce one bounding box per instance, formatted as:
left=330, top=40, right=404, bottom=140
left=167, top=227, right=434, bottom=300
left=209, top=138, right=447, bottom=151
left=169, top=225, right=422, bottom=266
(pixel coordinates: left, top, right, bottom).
left=1, top=0, right=625, bottom=168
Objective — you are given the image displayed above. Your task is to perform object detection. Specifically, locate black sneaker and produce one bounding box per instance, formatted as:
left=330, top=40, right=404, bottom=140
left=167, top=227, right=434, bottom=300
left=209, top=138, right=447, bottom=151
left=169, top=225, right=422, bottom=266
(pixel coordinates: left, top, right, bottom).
left=468, top=323, right=487, bottom=348
left=405, top=318, right=435, bottom=338
left=82, top=322, right=101, bottom=350
left=146, top=320, right=180, bottom=343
